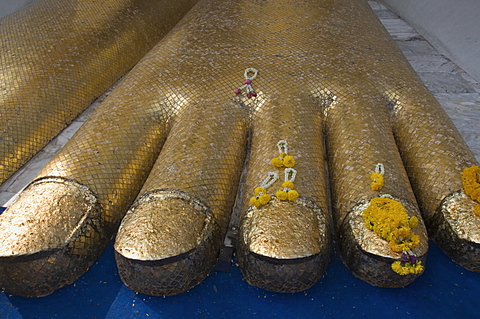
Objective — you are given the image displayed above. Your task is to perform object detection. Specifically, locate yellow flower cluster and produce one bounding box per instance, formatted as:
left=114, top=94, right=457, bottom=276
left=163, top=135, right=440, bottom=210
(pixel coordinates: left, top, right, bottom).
left=462, top=165, right=480, bottom=216
left=250, top=140, right=300, bottom=209
left=250, top=187, right=271, bottom=208
left=362, top=197, right=420, bottom=253
left=370, top=172, right=384, bottom=191
left=391, top=260, right=424, bottom=275
left=271, top=152, right=295, bottom=168
left=276, top=181, right=299, bottom=202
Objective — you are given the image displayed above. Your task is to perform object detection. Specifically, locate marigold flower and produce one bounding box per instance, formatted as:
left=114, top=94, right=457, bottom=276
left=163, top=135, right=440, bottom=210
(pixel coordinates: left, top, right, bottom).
left=271, top=157, right=284, bottom=168
left=462, top=165, right=480, bottom=202
left=389, top=228, right=420, bottom=252
left=363, top=197, right=421, bottom=252
left=475, top=204, right=480, bottom=216
left=409, top=216, right=419, bottom=228
left=251, top=188, right=271, bottom=208
left=282, top=181, right=294, bottom=189
left=276, top=190, right=288, bottom=201
left=372, top=223, right=396, bottom=242
left=370, top=172, right=384, bottom=191
left=259, top=194, right=271, bottom=205
left=362, top=197, right=410, bottom=235
left=391, top=260, right=424, bottom=275
left=287, top=190, right=299, bottom=201
left=472, top=189, right=480, bottom=200
left=283, top=155, right=295, bottom=168
left=254, top=187, right=266, bottom=196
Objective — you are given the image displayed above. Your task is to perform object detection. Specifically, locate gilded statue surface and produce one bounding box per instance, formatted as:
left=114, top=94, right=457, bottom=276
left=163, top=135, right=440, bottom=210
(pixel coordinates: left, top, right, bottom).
left=0, top=0, right=478, bottom=297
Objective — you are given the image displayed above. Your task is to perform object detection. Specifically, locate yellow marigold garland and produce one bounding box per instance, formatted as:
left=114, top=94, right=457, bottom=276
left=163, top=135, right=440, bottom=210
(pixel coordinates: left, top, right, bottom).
left=251, top=140, right=300, bottom=208
left=283, top=155, right=296, bottom=168
left=271, top=140, right=296, bottom=168
left=275, top=190, right=288, bottom=201
left=271, top=153, right=286, bottom=168
left=370, top=163, right=385, bottom=191
left=275, top=167, right=299, bottom=203
left=250, top=172, right=278, bottom=208
left=287, top=190, right=299, bottom=201
left=370, top=173, right=384, bottom=191
left=390, top=227, right=421, bottom=252
left=462, top=165, right=480, bottom=216
left=282, top=180, right=294, bottom=189
left=250, top=187, right=271, bottom=208
left=275, top=189, right=299, bottom=201
left=362, top=196, right=423, bottom=275
left=391, top=259, right=424, bottom=275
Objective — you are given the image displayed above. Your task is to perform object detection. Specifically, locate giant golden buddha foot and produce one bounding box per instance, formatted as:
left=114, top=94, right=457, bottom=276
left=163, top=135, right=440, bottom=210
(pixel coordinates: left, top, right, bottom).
left=322, top=87, right=428, bottom=287
left=1, top=0, right=479, bottom=297
left=237, top=93, right=332, bottom=293
left=0, top=0, right=199, bottom=185
left=386, top=86, right=480, bottom=270
left=0, top=0, right=200, bottom=295
left=114, top=104, right=248, bottom=296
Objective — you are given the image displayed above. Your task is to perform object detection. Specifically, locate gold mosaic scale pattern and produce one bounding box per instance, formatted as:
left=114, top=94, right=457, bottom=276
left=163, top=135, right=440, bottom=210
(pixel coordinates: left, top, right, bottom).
left=0, top=0, right=200, bottom=297
left=387, top=77, right=480, bottom=270
left=0, top=0, right=199, bottom=184
left=322, top=87, right=428, bottom=287
left=0, top=0, right=478, bottom=297
left=115, top=104, right=248, bottom=296
left=237, top=92, right=332, bottom=293
left=0, top=177, right=106, bottom=297
left=1, top=0, right=337, bottom=295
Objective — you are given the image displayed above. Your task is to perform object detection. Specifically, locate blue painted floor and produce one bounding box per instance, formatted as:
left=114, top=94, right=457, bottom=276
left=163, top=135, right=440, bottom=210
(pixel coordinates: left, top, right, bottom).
left=1, top=239, right=479, bottom=319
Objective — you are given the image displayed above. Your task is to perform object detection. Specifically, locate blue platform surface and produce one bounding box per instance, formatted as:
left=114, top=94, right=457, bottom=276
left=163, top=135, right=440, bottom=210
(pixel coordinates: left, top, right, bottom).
left=1, top=239, right=479, bottom=319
